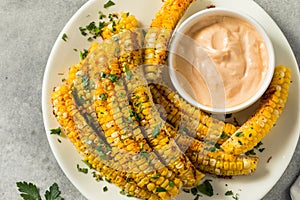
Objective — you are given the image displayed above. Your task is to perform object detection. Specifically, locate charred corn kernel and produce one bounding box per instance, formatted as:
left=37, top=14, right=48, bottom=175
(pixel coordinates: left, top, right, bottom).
left=221, top=66, right=291, bottom=155
left=175, top=134, right=258, bottom=176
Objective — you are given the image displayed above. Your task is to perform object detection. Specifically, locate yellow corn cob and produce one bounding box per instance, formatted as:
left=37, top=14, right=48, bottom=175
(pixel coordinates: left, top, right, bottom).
left=143, top=0, right=194, bottom=80
left=51, top=84, right=161, bottom=200
left=101, top=12, right=138, bottom=40
left=221, top=66, right=291, bottom=155
left=150, top=0, right=194, bottom=30
left=175, top=134, right=258, bottom=176
left=150, top=83, right=237, bottom=144
left=126, top=67, right=204, bottom=187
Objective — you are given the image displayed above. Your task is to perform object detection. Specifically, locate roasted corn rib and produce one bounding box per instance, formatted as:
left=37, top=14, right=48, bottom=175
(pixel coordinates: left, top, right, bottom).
left=149, top=83, right=237, bottom=144
left=175, top=134, right=258, bottom=176
left=143, top=0, right=194, bottom=81
left=221, top=66, right=291, bottom=155
left=160, top=122, right=258, bottom=176
left=126, top=67, right=204, bottom=187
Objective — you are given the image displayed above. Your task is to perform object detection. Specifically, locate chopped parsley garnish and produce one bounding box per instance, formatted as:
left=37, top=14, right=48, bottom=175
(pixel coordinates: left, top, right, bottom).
left=194, top=194, right=201, bottom=200
left=225, top=190, right=234, bottom=196
left=197, top=180, right=214, bottom=197
left=128, top=108, right=141, bottom=121
left=99, top=93, right=108, bottom=101
left=62, top=33, right=68, bottom=41
left=103, top=186, right=108, bottom=192
left=238, top=140, right=243, bottom=145
left=16, top=182, right=63, bottom=200
left=191, top=187, right=198, bottom=196
left=151, top=174, right=160, bottom=179
left=140, top=151, right=150, bottom=164
left=107, top=74, right=118, bottom=82
left=151, top=122, right=162, bottom=138
left=235, top=132, right=244, bottom=137
left=254, top=141, right=263, bottom=149
left=156, top=187, right=167, bottom=192
left=232, top=193, right=240, bottom=200
left=169, top=181, right=175, bottom=187
left=98, top=11, right=106, bottom=19
left=82, top=160, right=92, bottom=169
left=77, top=164, right=88, bottom=174
left=245, top=149, right=256, bottom=156
left=259, top=148, right=265, bottom=152
left=80, top=49, right=88, bottom=60
left=57, top=139, right=61, bottom=143
left=104, top=0, right=115, bottom=8
left=220, top=131, right=227, bottom=139
left=204, top=146, right=217, bottom=152
left=79, top=20, right=106, bottom=41
left=81, top=75, right=90, bottom=90
left=124, top=66, right=132, bottom=80
left=50, top=127, right=62, bottom=136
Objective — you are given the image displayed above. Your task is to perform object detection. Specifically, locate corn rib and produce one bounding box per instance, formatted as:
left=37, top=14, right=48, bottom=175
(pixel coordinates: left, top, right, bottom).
left=143, top=0, right=195, bottom=81
left=221, top=66, right=291, bottom=155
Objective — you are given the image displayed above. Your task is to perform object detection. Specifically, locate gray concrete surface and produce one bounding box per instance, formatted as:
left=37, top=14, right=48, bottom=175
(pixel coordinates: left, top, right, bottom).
left=0, top=0, right=299, bottom=199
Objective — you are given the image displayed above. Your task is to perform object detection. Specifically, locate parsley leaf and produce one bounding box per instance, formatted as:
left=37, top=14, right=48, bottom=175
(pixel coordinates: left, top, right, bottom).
left=124, top=66, right=132, bottom=80
left=235, top=132, right=244, bottom=137
left=16, top=181, right=42, bottom=200
left=50, top=127, right=62, bottom=136
left=107, top=74, right=118, bottom=82
left=103, top=186, right=108, bottom=192
left=44, top=183, right=63, bottom=200
left=220, top=131, right=227, bottom=139
left=77, top=164, right=88, bottom=174
left=61, top=33, right=68, bottom=42
left=156, top=187, right=167, bottom=192
left=104, top=0, right=115, bottom=8
left=151, top=122, right=162, bottom=138
left=197, top=180, right=214, bottom=197
left=151, top=174, right=160, bottom=179
left=80, top=49, right=88, bottom=60
left=225, top=190, right=233, bottom=196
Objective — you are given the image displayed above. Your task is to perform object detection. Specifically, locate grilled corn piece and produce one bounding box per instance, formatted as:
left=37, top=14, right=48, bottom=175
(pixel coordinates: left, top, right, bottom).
left=143, top=0, right=194, bottom=80
left=175, top=134, right=258, bottom=176
left=221, top=66, right=291, bottom=155
left=150, top=83, right=237, bottom=144
left=73, top=33, right=145, bottom=154
left=126, top=68, right=204, bottom=187
left=150, top=0, right=194, bottom=30
left=101, top=12, right=138, bottom=40
left=51, top=84, right=161, bottom=200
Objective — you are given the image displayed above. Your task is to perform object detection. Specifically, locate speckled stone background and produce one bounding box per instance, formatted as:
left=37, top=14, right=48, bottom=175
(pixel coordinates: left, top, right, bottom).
left=0, top=0, right=299, bottom=199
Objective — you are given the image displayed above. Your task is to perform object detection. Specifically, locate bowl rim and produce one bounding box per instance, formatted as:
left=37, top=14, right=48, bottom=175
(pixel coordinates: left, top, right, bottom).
left=168, top=7, right=275, bottom=114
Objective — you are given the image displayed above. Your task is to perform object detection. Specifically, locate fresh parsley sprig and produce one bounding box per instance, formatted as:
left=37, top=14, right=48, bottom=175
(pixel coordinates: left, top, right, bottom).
left=16, top=182, right=63, bottom=200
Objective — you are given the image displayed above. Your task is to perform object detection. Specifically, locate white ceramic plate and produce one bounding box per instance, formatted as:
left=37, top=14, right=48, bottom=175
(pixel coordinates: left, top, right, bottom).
left=42, top=0, right=300, bottom=199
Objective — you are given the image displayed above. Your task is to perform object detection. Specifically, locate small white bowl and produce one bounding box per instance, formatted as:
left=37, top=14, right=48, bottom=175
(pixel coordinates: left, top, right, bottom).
left=168, top=8, right=275, bottom=114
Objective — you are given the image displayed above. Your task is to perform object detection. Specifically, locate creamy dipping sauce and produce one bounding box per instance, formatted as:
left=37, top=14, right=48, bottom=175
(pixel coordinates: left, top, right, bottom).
left=172, top=15, right=269, bottom=108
